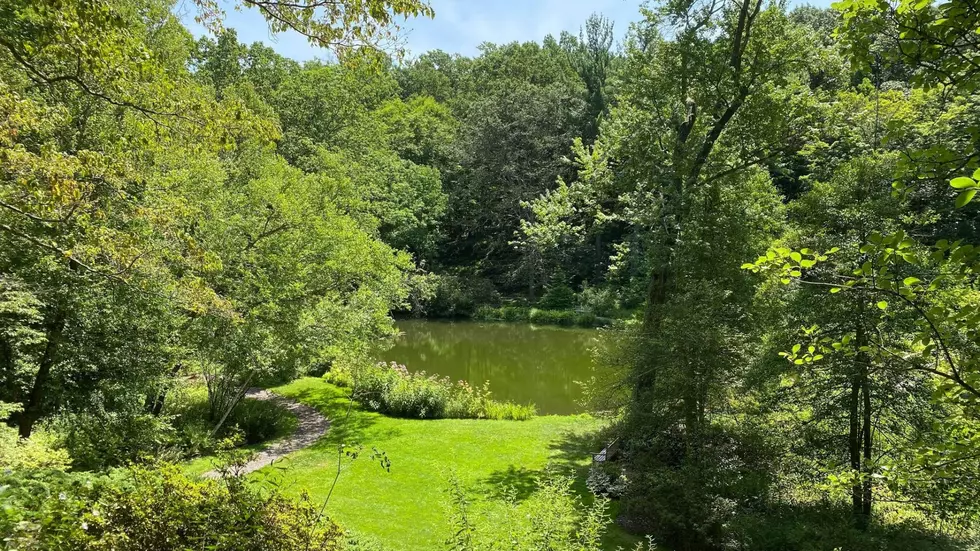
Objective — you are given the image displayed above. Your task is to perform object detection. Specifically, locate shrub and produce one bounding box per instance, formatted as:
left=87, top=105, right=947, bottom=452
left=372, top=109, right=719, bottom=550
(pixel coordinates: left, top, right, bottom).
left=46, top=407, right=176, bottom=471
left=577, top=285, right=618, bottom=317
left=425, top=275, right=501, bottom=318
left=538, top=283, right=576, bottom=310
left=0, top=402, right=70, bottom=471
left=168, top=385, right=298, bottom=450
left=0, top=464, right=348, bottom=551
left=499, top=305, right=529, bottom=322
left=574, top=312, right=598, bottom=326
left=476, top=306, right=604, bottom=328
left=445, top=471, right=627, bottom=551
left=325, top=362, right=534, bottom=421
left=529, top=308, right=576, bottom=326
left=225, top=398, right=298, bottom=445
left=619, top=422, right=776, bottom=550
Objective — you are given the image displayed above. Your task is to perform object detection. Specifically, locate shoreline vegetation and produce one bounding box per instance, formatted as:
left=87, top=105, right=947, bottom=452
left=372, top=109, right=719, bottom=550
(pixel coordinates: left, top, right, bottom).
left=472, top=305, right=616, bottom=328
left=325, top=361, right=537, bottom=420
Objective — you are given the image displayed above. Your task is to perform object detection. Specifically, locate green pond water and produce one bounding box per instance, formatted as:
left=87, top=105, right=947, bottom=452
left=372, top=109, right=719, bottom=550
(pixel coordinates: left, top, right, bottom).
left=376, top=319, right=602, bottom=415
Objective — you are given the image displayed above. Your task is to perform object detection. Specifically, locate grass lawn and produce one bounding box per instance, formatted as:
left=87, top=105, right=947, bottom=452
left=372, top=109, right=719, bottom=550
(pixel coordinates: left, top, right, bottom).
left=225, top=377, right=640, bottom=550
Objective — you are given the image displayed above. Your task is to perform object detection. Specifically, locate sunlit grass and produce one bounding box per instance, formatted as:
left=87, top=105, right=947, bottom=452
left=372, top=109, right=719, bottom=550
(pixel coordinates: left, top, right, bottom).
left=235, top=378, right=639, bottom=551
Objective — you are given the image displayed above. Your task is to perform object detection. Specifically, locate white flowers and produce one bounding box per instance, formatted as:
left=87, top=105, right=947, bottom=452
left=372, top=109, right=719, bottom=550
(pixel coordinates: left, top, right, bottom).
left=59, top=492, right=67, bottom=501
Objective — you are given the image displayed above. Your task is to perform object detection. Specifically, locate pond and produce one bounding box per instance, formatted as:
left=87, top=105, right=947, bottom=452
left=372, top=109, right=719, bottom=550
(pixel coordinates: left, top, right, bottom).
left=376, top=319, right=602, bottom=415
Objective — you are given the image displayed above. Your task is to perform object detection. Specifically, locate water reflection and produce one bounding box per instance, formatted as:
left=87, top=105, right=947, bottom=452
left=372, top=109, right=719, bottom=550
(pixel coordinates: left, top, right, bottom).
left=376, top=319, right=600, bottom=415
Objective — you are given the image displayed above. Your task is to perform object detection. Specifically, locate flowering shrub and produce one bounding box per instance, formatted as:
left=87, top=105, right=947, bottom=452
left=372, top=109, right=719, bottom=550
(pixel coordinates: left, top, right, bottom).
left=325, top=362, right=535, bottom=421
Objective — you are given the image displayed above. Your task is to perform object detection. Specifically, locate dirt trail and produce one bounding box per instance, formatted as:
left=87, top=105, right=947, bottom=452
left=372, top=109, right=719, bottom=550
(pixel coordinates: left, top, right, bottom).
left=203, top=388, right=329, bottom=478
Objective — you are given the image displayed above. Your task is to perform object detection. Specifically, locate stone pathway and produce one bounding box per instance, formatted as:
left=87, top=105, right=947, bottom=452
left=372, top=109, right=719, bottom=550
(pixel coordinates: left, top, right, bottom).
left=203, top=388, right=330, bottom=478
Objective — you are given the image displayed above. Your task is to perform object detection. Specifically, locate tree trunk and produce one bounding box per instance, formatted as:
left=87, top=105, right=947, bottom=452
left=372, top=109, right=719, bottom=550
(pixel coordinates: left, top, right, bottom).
left=18, top=308, right=66, bottom=438
left=209, top=371, right=255, bottom=439
left=851, top=316, right=873, bottom=530
left=848, top=365, right=862, bottom=526
left=145, top=363, right=183, bottom=416
left=861, top=365, right=873, bottom=524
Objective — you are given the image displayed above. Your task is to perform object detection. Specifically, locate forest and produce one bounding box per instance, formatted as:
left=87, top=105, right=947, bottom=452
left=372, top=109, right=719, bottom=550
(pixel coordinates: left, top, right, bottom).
left=3, top=0, right=980, bottom=549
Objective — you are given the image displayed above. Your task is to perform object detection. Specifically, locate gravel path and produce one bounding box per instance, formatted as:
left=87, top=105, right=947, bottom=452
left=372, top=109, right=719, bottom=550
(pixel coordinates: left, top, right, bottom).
left=203, top=388, right=330, bottom=478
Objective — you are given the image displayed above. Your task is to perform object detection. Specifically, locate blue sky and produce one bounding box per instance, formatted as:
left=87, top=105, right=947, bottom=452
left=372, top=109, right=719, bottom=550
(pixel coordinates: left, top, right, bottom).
left=175, top=0, right=831, bottom=62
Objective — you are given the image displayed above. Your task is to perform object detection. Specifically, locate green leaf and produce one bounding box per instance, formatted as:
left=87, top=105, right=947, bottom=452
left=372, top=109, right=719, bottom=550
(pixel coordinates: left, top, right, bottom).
left=956, top=189, right=977, bottom=208
left=950, top=176, right=976, bottom=189
left=877, top=301, right=888, bottom=310
left=830, top=287, right=842, bottom=294
left=790, top=252, right=803, bottom=263
left=903, top=277, right=921, bottom=286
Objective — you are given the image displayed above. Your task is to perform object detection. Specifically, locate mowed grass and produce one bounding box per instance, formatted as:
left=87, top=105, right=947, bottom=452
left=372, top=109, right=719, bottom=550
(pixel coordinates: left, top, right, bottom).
left=237, top=377, right=639, bottom=551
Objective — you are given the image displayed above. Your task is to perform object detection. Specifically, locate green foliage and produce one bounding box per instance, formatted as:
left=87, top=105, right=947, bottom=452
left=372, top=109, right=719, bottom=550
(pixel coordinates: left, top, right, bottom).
left=45, top=408, right=176, bottom=471
left=0, top=0, right=426, bottom=465
left=325, top=361, right=535, bottom=420
left=0, top=403, right=70, bottom=470
left=168, top=386, right=298, bottom=448
left=443, top=471, right=621, bottom=551
left=0, top=464, right=348, bottom=551
left=190, top=0, right=434, bottom=60
left=472, top=306, right=605, bottom=328
left=538, top=283, right=577, bottom=310
left=423, top=274, right=501, bottom=318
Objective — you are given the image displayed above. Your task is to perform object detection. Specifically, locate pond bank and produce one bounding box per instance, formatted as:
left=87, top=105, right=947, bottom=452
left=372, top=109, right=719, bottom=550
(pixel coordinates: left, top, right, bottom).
left=472, top=306, right=617, bottom=328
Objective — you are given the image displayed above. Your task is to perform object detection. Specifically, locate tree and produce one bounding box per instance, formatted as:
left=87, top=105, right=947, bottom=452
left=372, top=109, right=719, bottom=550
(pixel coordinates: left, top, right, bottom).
left=191, top=0, right=434, bottom=57
left=0, top=0, right=430, bottom=439
left=439, top=41, right=587, bottom=294
left=515, top=2, right=818, bottom=543
left=560, top=14, right=616, bottom=145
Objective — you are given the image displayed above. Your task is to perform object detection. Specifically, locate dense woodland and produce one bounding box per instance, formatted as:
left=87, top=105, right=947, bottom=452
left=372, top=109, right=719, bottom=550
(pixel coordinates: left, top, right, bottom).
left=3, top=0, right=980, bottom=549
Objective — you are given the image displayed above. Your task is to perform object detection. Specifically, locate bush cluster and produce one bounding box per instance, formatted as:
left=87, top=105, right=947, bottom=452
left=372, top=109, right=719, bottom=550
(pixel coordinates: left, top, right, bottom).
left=473, top=306, right=605, bottom=327
left=40, top=388, right=298, bottom=470
left=538, top=283, right=577, bottom=310
left=325, top=362, right=535, bottom=420
left=0, top=403, right=71, bottom=471
left=423, top=274, right=501, bottom=318
left=0, top=464, right=349, bottom=551
left=444, top=471, right=642, bottom=551
left=168, top=388, right=298, bottom=448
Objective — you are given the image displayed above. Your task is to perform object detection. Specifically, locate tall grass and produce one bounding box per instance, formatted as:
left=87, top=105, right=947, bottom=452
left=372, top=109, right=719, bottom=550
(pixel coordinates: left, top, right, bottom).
left=325, top=361, right=535, bottom=421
